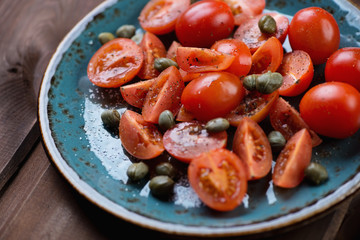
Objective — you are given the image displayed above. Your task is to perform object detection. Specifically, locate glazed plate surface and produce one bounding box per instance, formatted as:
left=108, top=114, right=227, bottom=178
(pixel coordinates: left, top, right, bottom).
left=38, top=0, right=360, bottom=237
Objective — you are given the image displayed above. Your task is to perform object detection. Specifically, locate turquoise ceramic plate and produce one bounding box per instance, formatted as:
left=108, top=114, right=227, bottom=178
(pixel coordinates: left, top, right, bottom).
left=38, top=0, right=360, bottom=237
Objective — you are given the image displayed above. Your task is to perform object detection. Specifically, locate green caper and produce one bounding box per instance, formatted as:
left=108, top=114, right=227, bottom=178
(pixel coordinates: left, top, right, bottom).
left=98, top=32, right=115, bottom=45
left=158, top=110, right=175, bottom=131
left=305, top=162, right=329, bottom=185
left=155, top=162, right=176, bottom=179
left=126, top=162, right=149, bottom=181
left=154, top=58, right=179, bottom=72
left=256, top=71, right=283, bottom=94
left=268, top=131, right=286, bottom=152
left=116, top=24, right=136, bottom=38
left=131, top=32, right=144, bottom=45
left=205, top=118, right=230, bottom=133
left=243, top=74, right=258, bottom=91
left=258, top=15, right=277, bottom=34
left=149, top=175, right=175, bottom=198
left=101, top=109, right=120, bottom=129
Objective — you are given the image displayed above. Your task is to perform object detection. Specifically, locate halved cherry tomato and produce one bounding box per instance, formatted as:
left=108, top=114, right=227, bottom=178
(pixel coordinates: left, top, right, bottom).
left=166, top=40, right=182, bottom=61
left=175, top=104, right=195, bottom=122
left=142, top=66, right=184, bottom=123
left=176, top=47, right=235, bottom=73
left=119, top=110, right=164, bottom=159
left=278, top=50, right=314, bottom=97
left=232, top=118, right=272, bottom=180
left=226, top=90, right=279, bottom=126
left=188, top=148, right=248, bottom=211
left=138, top=32, right=167, bottom=79
left=211, top=39, right=252, bottom=77
left=120, top=78, right=157, bottom=108
left=234, top=12, right=289, bottom=53
left=222, top=0, right=265, bottom=26
left=269, top=97, right=322, bottom=147
left=181, top=72, right=245, bottom=121
left=175, top=0, right=234, bottom=47
left=272, top=128, right=312, bottom=188
left=87, top=38, right=144, bottom=88
left=138, top=0, right=191, bottom=35
left=163, top=121, right=227, bottom=163
left=250, top=37, right=283, bottom=74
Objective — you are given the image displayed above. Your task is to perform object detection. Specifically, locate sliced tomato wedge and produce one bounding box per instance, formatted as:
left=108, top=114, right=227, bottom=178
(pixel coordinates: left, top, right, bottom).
left=222, top=0, right=265, bottom=26
left=232, top=118, right=272, bottom=180
left=120, top=78, right=157, bottom=108
left=175, top=104, right=195, bottom=122
left=179, top=68, right=203, bottom=82
left=138, top=0, right=191, bottom=35
left=142, top=66, right=184, bottom=123
left=163, top=121, right=227, bottom=163
left=269, top=97, right=322, bottom=147
left=166, top=40, right=182, bottom=61
left=87, top=38, right=144, bottom=88
left=188, top=148, right=248, bottom=211
left=138, top=32, right=167, bottom=79
left=234, top=12, right=289, bottom=53
left=278, top=50, right=314, bottom=97
left=119, top=110, right=164, bottom=159
left=226, top=90, right=279, bottom=126
left=176, top=47, right=235, bottom=73
left=272, top=128, right=312, bottom=188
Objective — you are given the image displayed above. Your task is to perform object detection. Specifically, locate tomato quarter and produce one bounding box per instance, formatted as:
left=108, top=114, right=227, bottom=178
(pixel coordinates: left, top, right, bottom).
left=120, top=78, right=156, bottom=108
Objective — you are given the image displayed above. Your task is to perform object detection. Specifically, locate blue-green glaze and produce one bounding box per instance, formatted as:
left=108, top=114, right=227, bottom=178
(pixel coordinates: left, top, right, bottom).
left=39, top=0, right=360, bottom=236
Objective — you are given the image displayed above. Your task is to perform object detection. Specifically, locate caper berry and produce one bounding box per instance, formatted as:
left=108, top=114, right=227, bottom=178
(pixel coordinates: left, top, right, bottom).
left=243, top=74, right=257, bottom=91
left=126, top=162, right=149, bottom=181
left=158, top=110, right=175, bottom=131
left=258, top=15, right=277, bottom=34
left=305, top=162, right=329, bottom=185
left=101, top=109, right=120, bottom=130
left=155, top=162, right=176, bottom=179
left=256, top=71, right=283, bottom=94
left=154, top=58, right=179, bottom=72
left=205, top=118, right=230, bottom=133
left=98, top=32, right=115, bottom=45
left=131, top=32, right=144, bottom=45
left=268, top=131, right=286, bottom=152
left=116, top=24, right=136, bottom=38
left=149, top=175, right=175, bottom=198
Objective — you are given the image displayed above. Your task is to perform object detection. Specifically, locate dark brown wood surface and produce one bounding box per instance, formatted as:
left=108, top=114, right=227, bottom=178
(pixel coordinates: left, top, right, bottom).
left=1, top=0, right=360, bottom=239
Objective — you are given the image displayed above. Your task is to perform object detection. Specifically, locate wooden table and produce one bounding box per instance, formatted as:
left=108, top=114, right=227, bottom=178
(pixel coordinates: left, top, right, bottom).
left=1, top=0, right=360, bottom=239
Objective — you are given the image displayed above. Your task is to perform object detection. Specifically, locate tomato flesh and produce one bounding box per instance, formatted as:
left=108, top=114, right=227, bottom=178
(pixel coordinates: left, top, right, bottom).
left=120, top=79, right=156, bottom=108
left=222, top=0, right=265, bottom=26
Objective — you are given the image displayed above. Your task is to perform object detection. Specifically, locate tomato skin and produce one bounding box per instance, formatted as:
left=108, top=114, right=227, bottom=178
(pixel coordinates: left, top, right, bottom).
left=142, top=66, right=184, bottom=124
left=181, top=72, right=245, bottom=121
left=288, top=7, right=340, bottom=65
left=325, top=47, right=360, bottom=92
left=119, top=110, right=164, bottom=160
left=163, top=121, right=227, bottom=163
left=273, top=129, right=312, bottom=188
left=222, top=0, right=265, bottom=26
left=166, top=40, right=182, bottom=61
left=211, top=39, right=252, bottom=77
left=299, top=82, right=360, bottom=139
left=139, top=0, right=191, bottom=35
left=278, top=50, right=314, bottom=97
left=188, top=148, right=248, bottom=211
left=232, top=118, right=272, bottom=180
left=87, top=38, right=144, bottom=88
left=120, top=79, right=157, bottom=108
left=175, top=0, right=234, bottom=47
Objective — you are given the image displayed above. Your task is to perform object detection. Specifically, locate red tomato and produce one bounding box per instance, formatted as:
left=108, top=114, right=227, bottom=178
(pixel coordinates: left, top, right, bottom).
left=273, top=129, right=312, bottom=188
left=120, top=79, right=156, bottom=108
left=234, top=12, right=289, bottom=53
left=250, top=37, right=283, bottom=74
left=288, top=7, right=340, bottom=65
left=179, top=69, right=203, bottom=82
left=226, top=90, right=279, bottom=126
left=278, top=50, right=314, bottom=97
left=187, top=148, right=248, bottom=211
left=176, top=47, right=235, bottom=73
left=87, top=38, right=144, bottom=88
left=181, top=72, right=245, bottom=121
left=222, top=0, right=265, bottom=26
left=163, top=121, right=227, bottom=163
left=166, top=40, right=182, bottom=61
left=119, top=110, right=164, bottom=159
left=142, top=66, right=184, bottom=123
left=325, top=47, right=360, bottom=92
left=138, top=32, right=167, bottom=79
left=138, top=0, right=191, bottom=35
left=232, top=118, right=272, bottom=180
left=211, top=39, right=252, bottom=77
left=175, top=0, right=234, bottom=47
left=175, top=104, right=195, bottom=122
left=299, top=82, right=360, bottom=139
left=269, top=97, right=322, bottom=147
